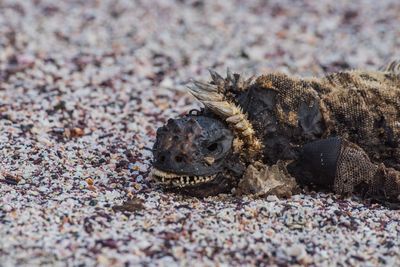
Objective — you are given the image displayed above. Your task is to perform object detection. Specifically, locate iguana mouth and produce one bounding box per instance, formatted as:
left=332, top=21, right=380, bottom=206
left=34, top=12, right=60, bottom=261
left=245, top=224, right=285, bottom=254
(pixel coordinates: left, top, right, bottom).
left=151, top=168, right=218, bottom=187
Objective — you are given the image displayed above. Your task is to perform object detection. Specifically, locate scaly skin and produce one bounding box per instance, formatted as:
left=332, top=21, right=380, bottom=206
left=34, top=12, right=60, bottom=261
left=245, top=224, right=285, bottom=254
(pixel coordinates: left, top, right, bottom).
left=152, top=61, right=400, bottom=207
left=242, top=70, right=400, bottom=168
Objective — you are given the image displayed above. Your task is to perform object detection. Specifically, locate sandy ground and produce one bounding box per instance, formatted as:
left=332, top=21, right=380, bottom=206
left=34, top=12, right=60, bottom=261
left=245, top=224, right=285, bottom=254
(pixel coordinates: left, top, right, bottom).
left=0, top=0, right=399, bottom=266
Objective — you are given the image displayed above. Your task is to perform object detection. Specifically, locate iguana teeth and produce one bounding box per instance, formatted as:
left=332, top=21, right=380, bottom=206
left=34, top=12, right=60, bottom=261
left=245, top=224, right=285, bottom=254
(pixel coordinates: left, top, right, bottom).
left=152, top=169, right=218, bottom=187
left=152, top=168, right=178, bottom=178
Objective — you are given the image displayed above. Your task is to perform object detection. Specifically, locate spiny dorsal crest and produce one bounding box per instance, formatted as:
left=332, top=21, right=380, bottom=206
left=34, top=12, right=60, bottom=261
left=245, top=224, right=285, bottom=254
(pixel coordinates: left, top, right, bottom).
left=187, top=69, right=262, bottom=159
left=380, top=59, right=400, bottom=75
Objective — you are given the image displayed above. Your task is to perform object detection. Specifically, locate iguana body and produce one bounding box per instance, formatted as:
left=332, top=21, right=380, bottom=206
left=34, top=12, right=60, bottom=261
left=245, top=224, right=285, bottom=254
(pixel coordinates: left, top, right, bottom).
left=239, top=70, right=400, bottom=163
left=238, top=70, right=400, bottom=200
left=151, top=61, right=400, bottom=207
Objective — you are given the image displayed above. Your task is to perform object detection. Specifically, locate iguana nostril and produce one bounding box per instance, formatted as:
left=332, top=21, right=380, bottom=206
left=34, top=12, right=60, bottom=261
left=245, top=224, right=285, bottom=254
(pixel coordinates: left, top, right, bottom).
left=175, top=155, right=184, bottom=163
left=159, top=155, right=166, bottom=163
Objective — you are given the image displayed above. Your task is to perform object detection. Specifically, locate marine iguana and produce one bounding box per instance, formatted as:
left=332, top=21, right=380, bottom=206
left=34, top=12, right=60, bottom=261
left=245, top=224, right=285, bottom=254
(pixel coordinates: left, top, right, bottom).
left=151, top=61, right=400, bottom=207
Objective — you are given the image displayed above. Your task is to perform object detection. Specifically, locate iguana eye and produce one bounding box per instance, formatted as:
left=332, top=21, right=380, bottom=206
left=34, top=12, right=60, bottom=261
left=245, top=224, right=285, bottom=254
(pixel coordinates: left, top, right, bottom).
left=207, top=143, right=219, bottom=152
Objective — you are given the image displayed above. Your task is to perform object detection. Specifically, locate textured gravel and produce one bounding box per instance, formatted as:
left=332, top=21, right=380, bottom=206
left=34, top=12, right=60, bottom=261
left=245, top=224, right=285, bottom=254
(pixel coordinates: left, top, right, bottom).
left=1, top=0, right=400, bottom=266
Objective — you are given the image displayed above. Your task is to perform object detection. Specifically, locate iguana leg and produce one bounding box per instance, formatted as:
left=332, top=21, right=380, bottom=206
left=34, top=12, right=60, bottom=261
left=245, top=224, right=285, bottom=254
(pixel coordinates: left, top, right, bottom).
left=287, top=137, right=400, bottom=207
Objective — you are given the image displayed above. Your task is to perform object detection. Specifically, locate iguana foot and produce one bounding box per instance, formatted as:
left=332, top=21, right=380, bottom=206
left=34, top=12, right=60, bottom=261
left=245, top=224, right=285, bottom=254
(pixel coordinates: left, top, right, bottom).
left=235, top=161, right=299, bottom=198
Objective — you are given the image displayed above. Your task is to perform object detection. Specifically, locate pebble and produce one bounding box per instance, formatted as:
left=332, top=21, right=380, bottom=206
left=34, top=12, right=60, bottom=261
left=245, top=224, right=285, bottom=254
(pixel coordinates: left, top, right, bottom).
left=286, top=244, right=307, bottom=258
left=267, top=195, right=279, bottom=202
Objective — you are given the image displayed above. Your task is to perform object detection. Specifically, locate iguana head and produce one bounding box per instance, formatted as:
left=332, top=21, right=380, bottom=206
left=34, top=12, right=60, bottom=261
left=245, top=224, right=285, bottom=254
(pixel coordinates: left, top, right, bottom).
left=151, top=70, right=262, bottom=197
left=152, top=114, right=246, bottom=197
